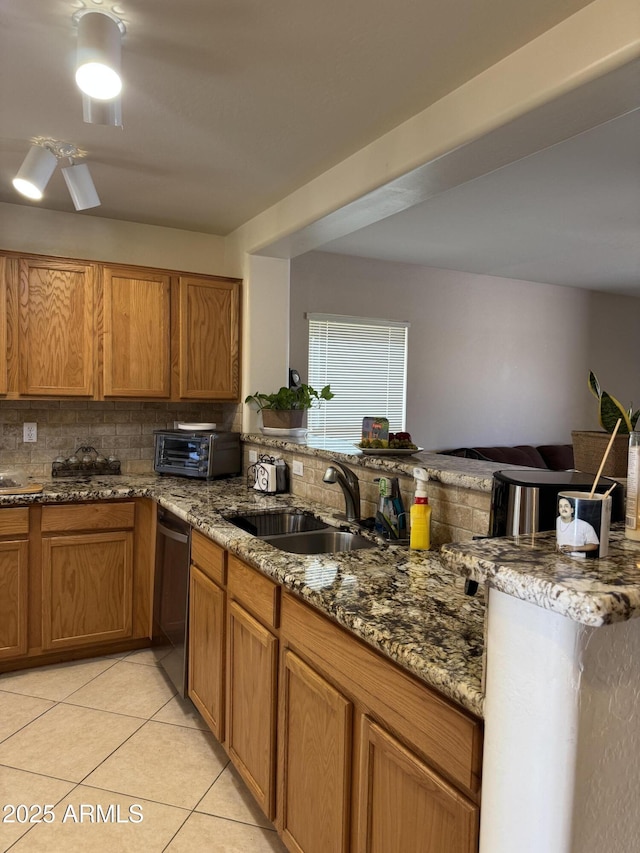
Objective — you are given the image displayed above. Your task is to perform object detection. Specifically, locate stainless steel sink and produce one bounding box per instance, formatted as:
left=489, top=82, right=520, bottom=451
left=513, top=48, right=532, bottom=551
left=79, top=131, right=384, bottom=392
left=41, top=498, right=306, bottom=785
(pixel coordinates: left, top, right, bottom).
left=262, top=528, right=377, bottom=555
left=225, top=509, right=329, bottom=536
left=225, top=508, right=376, bottom=554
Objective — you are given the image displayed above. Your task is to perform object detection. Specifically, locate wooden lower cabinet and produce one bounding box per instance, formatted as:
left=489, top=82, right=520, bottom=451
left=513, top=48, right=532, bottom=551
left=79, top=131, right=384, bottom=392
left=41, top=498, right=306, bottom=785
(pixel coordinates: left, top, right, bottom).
left=356, top=716, right=479, bottom=853
left=188, top=564, right=226, bottom=740
left=0, top=508, right=30, bottom=660
left=40, top=501, right=137, bottom=652
left=279, top=649, right=353, bottom=853
left=226, top=599, right=278, bottom=819
left=41, top=530, right=134, bottom=650
left=186, top=548, right=482, bottom=853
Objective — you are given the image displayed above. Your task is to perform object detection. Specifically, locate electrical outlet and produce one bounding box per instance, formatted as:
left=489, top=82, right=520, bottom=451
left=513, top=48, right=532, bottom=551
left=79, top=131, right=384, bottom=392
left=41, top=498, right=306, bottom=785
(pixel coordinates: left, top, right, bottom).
left=23, top=422, right=37, bottom=443
left=293, top=460, right=304, bottom=476
left=249, top=450, right=258, bottom=463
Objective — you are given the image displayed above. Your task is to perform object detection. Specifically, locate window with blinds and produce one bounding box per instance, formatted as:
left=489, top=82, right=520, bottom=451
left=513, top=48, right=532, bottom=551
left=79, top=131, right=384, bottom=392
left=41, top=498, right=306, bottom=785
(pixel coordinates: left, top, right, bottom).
left=307, top=313, right=409, bottom=441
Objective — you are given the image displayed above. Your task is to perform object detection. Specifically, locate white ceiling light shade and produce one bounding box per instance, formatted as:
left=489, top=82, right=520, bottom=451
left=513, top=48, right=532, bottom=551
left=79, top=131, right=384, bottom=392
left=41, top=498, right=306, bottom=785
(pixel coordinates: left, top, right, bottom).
left=82, top=93, right=123, bottom=127
left=75, top=11, right=124, bottom=101
left=62, top=163, right=101, bottom=211
left=12, top=144, right=58, bottom=200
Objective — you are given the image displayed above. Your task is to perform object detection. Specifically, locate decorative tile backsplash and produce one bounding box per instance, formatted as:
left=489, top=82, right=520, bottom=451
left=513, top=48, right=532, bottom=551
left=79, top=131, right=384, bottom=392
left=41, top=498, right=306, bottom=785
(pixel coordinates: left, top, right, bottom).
left=0, top=401, right=242, bottom=477
left=242, top=441, right=491, bottom=545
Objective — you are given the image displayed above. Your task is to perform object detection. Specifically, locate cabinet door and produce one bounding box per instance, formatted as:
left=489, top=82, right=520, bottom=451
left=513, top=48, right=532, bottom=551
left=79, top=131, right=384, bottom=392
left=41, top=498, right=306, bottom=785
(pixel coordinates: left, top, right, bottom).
left=226, top=599, right=278, bottom=818
left=356, top=716, right=479, bottom=853
left=188, top=564, right=225, bottom=740
left=279, top=649, right=352, bottom=853
left=103, top=266, right=171, bottom=397
left=0, top=540, right=29, bottom=659
left=177, top=276, right=240, bottom=400
left=19, top=257, right=95, bottom=396
left=0, top=256, right=7, bottom=395
left=42, top=531, right=133, bottom=650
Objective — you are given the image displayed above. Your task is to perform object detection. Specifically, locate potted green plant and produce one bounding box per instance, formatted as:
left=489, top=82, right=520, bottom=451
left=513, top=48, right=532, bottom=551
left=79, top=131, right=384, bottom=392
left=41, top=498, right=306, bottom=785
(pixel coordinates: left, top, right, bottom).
left=245, top=383, right=334, bottom=430
left=572, top=371, right=639, bottom=476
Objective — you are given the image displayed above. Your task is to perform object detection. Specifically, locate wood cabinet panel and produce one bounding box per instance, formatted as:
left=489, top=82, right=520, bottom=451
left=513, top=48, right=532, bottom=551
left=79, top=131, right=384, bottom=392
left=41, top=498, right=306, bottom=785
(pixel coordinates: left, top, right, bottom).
left=282, top=592, right=482, bottom=795
left=18, top=257, right=95, bottom=396
left=0, top=540, right=29, bottom=659
left=102, top=266, right=171, bottom=397
left=228, top=555, right=279, bottom=629
left=189, top=564, right=225, bottom=740
left=279, top=649, right=352, bottom=853
left=226, top=599, right=278, bottom=818
left=0, top=256, right=7, bottom=395
left=177, top=276, right=240, bottom=400
left=191, top=530, right=226, bottom=586
left=356, top=716, right=479, bottom=853
left=41, top=502, right=135, bottom=533
left=0, top=507, right=30, bottom=537
left=42, top=530, right=134, bottom=650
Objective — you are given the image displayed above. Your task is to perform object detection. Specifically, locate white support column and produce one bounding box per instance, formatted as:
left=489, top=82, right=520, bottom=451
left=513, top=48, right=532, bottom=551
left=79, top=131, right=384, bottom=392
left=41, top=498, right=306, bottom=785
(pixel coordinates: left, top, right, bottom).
left=241, top=255, right=290, bottom=434
left=480, top=589, right=640, bottom=853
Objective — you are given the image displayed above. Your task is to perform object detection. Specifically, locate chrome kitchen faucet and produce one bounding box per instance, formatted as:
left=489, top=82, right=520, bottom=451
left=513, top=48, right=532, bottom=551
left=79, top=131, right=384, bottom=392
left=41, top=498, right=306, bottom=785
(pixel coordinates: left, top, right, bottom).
left=323, top=462, right=361, bottom=522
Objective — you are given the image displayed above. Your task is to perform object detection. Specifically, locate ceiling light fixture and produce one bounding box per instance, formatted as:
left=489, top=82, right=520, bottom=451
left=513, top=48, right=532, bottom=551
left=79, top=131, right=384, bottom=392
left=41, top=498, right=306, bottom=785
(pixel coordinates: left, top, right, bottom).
left=12, top=140, right=101, bottom=211
left=62, top=162, right=101, bottom=210
left=74, top=9, right=125, bottom=101
left=12, top=145, right=58, bottom=200
left=82, top=92, right=123, bottom=127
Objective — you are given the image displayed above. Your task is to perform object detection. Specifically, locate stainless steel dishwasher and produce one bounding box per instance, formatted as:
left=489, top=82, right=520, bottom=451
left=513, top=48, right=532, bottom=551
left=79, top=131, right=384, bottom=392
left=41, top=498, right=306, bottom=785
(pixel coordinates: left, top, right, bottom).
left=154, top=506, right=191, bottom=697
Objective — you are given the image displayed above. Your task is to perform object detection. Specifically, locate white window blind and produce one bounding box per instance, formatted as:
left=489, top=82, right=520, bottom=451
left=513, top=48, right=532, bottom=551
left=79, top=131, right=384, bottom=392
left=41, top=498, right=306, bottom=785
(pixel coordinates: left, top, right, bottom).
left=307, top=313, right=408, bottom=441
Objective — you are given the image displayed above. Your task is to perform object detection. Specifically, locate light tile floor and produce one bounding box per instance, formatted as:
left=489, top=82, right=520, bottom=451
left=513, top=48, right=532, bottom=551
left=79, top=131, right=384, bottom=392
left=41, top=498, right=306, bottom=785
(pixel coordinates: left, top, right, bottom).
left=0, top=650, right=287, bottom=852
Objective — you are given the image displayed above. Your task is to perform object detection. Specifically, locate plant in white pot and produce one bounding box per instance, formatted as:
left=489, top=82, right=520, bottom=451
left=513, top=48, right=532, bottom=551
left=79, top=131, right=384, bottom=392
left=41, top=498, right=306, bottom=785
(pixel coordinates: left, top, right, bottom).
left=572, top=371, right=639, bottom=476
left=245, top=384, right=334, bottom=430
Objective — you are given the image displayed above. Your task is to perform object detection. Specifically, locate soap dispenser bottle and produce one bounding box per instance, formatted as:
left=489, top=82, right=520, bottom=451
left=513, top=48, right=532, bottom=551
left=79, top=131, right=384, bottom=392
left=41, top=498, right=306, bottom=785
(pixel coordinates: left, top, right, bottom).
left=410, top=467, right=431, bottom=550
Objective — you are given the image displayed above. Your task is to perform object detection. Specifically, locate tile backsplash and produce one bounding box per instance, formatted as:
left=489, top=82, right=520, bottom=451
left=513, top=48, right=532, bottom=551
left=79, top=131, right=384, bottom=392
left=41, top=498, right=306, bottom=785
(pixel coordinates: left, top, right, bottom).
left=0, top=401, right=242, bottom=477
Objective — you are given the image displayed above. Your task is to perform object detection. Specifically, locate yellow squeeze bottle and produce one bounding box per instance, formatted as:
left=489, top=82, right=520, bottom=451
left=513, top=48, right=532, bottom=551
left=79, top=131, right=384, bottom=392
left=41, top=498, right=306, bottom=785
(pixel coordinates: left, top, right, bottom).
left=410, top=467, right=431, bottom=550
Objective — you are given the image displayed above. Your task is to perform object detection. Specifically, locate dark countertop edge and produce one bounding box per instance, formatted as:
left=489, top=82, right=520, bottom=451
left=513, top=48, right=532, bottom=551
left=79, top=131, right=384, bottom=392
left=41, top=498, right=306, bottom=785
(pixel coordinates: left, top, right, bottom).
left=241, top=433, right=502, bottom=492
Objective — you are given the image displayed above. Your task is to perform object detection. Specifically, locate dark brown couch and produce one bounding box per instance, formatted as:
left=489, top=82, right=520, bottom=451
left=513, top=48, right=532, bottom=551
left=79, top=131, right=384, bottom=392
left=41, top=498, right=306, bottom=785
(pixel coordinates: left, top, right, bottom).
left=441, top=444, right=574, bottom=471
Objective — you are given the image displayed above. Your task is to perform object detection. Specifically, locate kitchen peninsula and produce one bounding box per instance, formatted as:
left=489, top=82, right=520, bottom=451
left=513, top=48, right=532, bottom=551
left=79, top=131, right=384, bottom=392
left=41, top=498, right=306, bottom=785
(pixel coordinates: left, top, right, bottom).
left=1, top=447, right=639, bottom=853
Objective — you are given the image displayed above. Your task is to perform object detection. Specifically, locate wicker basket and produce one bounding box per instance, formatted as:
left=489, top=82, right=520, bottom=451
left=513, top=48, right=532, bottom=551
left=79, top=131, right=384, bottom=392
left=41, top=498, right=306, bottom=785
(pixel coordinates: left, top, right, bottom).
left=571, top=430, right=629, bottom=477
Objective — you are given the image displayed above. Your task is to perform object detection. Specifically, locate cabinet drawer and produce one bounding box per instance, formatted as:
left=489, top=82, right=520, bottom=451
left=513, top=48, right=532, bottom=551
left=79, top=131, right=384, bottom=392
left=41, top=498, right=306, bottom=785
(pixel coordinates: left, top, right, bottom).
left=41, top=502, right=135, bottom=533
left=0, top=507, right=29, bottom=537
left=191, top=530, right=226, bottom=586
left=228, top=555, right=279, bottom=629
left=282, top=592, right=482, bottom=796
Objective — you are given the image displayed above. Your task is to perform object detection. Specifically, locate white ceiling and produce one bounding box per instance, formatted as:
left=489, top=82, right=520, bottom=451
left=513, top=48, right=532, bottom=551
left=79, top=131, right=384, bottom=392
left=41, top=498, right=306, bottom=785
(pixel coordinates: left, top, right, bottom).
left=322, top=108, right=640, bottom=297
left=2, top=0, right=639, bottom=295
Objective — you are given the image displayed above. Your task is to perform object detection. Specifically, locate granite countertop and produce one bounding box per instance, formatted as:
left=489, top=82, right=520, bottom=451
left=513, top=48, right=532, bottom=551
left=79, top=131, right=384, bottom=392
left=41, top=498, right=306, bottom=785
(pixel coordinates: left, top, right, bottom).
left=241, top=433, right=506, bottom=491
left=1, top=474, right=486, bottom=718
left=442, top=526, right=640, bottom=627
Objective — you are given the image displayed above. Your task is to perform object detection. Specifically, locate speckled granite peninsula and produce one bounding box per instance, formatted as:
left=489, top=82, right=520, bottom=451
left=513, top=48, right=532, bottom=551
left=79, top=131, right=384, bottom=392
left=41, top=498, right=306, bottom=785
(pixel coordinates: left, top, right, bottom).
left=0, top=473, right=486, bottom=717
left=442, top=526, right=640, bottom=626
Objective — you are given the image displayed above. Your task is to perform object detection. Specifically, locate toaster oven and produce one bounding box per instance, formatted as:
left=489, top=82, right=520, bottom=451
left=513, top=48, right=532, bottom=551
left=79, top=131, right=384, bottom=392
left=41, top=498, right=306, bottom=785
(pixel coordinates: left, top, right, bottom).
left=154, top=429, right=241, bottom=479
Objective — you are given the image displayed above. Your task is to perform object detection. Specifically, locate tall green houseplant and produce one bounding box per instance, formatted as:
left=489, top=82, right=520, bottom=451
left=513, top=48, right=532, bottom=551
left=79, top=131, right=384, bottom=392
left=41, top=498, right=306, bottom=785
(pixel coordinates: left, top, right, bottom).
left=572, top=372, right=639, bottom=477
left=588, top=371, right=639, bottom=434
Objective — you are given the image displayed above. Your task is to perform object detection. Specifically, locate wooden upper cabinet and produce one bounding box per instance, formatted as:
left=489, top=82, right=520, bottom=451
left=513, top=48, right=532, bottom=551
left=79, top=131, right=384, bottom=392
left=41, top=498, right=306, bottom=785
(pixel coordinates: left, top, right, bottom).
left=102, top=266, right=171, bottom=397
left=177, top=276, right=241, bottom=400
left=0, top=256, right=7, bottom=395
left=18, top=257, right=95, bottom=396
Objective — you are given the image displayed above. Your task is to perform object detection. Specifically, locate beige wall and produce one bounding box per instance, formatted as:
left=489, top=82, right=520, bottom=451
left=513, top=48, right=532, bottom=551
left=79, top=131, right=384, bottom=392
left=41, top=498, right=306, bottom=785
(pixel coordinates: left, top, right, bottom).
left=290, top=251, right=640, bottom=451
left=0, top=203, right=229, bottom=276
